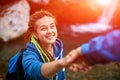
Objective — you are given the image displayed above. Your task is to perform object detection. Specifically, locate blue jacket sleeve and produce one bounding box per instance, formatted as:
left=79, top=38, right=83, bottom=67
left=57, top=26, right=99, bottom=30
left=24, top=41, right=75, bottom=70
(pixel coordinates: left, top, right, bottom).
left=81, top=30, right=120, bottom=65
left=22, top=49, right=48, bottom=80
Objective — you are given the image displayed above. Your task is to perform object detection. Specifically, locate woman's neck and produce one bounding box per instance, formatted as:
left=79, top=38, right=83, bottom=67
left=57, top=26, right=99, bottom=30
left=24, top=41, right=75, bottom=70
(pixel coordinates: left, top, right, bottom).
left=41, top=44, right=54, bottom=56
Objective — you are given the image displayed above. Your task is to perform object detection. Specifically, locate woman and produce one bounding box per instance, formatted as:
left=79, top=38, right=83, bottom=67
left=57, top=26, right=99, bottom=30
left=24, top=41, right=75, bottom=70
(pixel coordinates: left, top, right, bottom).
left=23, top=10, right=67, bottom=80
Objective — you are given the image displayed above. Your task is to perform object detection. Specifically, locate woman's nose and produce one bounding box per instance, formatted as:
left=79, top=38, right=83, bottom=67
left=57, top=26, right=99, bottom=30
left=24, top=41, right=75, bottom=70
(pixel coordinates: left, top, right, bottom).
left=47, top=27, right=52, bottom=33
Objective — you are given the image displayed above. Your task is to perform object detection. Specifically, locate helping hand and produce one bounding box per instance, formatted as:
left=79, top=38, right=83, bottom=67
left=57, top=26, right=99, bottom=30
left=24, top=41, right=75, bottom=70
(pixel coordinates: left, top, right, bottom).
left=66, top=47, right=92, bottom=73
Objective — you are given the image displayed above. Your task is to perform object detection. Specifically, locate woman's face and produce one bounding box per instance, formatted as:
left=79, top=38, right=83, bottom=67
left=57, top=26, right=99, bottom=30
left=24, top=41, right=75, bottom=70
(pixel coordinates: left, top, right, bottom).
left=34, top=16, right=57, bottom=45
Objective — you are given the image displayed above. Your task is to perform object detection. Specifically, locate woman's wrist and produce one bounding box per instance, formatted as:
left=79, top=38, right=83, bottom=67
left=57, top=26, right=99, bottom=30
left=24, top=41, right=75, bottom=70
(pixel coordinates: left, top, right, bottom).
left=57, top=58, right=66, bottom=67
left=76, top=47, right=91, bottom=65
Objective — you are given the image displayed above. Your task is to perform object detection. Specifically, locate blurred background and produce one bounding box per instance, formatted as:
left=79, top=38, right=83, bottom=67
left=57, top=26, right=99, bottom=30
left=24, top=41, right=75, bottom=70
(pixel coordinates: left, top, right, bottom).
left=0, top=0, right=120, bottom=80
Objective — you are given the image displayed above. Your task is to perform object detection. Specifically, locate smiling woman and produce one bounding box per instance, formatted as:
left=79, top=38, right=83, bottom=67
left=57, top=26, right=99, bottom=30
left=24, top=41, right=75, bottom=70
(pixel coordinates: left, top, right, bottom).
left=6, top=9, right=72, bottom=80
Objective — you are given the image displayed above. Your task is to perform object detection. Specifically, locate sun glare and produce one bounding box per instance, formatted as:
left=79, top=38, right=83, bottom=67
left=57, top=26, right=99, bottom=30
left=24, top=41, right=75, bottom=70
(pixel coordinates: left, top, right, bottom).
left=96, top=0, right=112, bottom=6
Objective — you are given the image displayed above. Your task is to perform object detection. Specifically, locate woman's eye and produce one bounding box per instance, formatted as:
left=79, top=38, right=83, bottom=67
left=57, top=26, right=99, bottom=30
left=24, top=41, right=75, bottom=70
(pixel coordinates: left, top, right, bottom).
left=40, top=27, right=47, bottom=30
left=51, top=24, right=56, bottom=28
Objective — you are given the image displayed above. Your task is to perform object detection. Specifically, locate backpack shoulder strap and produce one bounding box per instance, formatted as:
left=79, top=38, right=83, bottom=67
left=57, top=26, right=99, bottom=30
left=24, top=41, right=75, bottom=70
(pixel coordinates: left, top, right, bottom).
left=16, top=47, right=41, bottom=80
left=16, top=48, right=26, bottom=80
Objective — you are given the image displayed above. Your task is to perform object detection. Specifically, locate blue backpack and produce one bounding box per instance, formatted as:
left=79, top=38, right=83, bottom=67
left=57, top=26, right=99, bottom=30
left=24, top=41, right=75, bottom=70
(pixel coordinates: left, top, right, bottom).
left=6, top=48, right=26, bottom=80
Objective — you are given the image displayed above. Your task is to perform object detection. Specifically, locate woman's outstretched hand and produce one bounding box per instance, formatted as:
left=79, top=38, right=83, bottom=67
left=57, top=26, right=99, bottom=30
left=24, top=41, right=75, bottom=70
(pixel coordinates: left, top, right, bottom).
left=66, top=47, right=92, bottom=73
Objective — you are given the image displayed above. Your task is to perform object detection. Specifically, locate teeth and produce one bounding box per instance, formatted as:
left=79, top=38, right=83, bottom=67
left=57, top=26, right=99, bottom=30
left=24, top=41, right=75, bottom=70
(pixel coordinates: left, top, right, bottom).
left=47, top=35, right=53, bottom=39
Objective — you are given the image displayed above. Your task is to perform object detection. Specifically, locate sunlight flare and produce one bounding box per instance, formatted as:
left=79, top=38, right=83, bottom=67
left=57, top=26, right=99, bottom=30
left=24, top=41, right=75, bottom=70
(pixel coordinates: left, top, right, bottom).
left=96, top=0, right=112, bottom=6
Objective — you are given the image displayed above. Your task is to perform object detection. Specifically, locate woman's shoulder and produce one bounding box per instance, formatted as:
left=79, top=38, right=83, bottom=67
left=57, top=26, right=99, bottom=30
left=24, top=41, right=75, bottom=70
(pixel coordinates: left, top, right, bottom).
left=25, top=42, right=38, bottom=53
left=23, top=42, right=40, bottom=58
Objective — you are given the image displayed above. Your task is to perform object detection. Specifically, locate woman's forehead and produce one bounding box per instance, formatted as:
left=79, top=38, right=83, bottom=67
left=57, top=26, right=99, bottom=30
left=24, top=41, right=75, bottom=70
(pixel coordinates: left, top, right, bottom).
left=35, top=16, right=55, bottom=26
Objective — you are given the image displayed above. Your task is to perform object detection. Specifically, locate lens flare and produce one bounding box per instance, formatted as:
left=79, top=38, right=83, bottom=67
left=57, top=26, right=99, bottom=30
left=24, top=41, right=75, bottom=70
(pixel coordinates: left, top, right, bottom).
left=97, top=0, right=112, bottom=6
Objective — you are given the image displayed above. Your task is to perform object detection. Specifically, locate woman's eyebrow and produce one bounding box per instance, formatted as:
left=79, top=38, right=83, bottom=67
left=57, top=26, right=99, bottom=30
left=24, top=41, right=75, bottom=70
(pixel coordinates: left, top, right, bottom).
left=50, top=23, right=55, bottom=25
left=39, top=25, right=46, bottom=28
left=38, top=22, right=55, bottom=28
